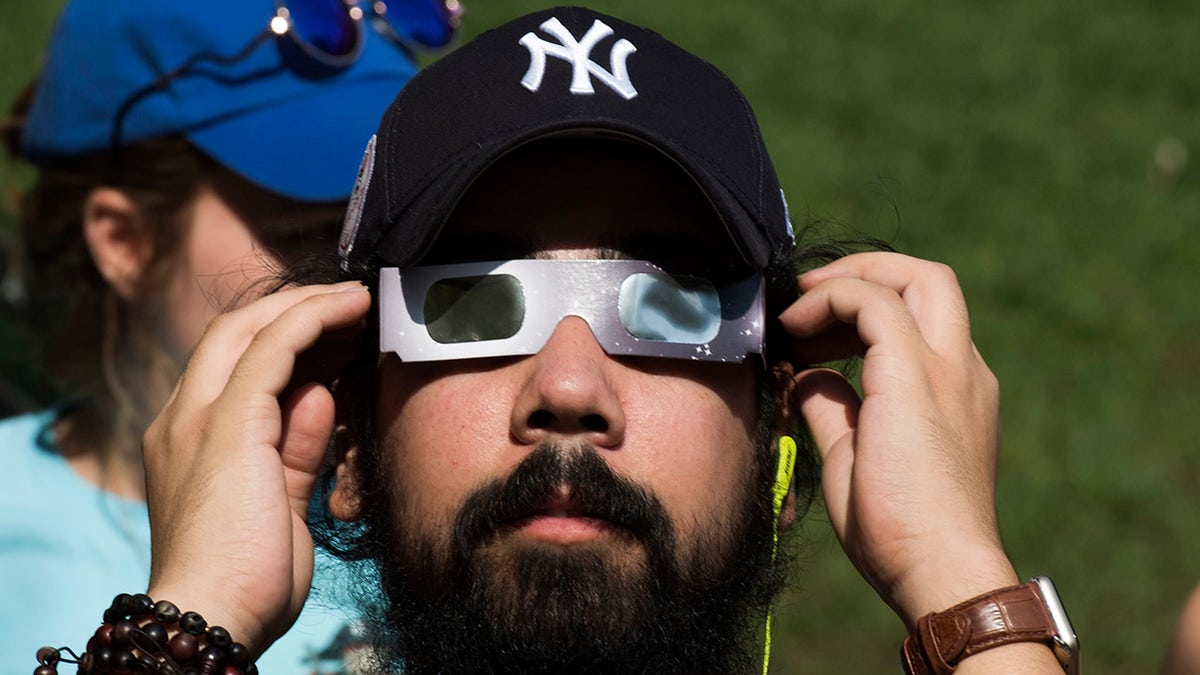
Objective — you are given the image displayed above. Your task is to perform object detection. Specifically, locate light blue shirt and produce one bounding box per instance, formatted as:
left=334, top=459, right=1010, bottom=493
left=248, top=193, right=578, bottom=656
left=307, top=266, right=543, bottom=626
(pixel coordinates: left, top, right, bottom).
left=0, top=410, right=365, bottom=673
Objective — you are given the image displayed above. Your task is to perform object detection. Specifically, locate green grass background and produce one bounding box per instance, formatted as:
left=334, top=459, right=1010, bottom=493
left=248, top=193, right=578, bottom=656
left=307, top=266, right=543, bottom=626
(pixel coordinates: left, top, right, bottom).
left=3, top=1, right=1197, bottom=672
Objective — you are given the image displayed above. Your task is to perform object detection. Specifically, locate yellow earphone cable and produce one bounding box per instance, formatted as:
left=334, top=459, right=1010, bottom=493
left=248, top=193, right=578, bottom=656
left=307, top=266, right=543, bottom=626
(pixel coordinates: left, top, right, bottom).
left=762, top=435, right=797, bottom=675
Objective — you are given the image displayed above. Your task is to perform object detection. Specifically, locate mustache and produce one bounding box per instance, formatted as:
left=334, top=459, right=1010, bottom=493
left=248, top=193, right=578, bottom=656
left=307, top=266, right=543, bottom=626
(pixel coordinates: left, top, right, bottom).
left=452, top=443, right=674, bottom=551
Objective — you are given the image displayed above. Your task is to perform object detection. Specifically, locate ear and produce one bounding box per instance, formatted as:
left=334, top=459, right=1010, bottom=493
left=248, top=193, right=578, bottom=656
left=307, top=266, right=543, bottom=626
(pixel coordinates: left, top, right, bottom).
left=82, top=187, right=152, bottom=299
left=770, top=360, right=801, bottom=532
left=328, top=434, right=364, bottom=522
left=778, top=486, right=798, bottom=531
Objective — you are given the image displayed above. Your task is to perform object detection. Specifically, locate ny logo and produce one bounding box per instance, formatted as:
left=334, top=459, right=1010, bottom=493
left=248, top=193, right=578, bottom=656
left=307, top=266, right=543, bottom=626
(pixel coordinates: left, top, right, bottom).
left=519, top=17, right=638, bottom=100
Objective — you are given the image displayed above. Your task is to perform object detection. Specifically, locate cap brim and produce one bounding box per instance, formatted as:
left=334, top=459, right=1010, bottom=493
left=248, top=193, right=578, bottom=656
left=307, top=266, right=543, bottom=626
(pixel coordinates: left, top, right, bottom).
left=188, top=76, right=404, bottom=203
left=374, top=123, right=771, bottom=270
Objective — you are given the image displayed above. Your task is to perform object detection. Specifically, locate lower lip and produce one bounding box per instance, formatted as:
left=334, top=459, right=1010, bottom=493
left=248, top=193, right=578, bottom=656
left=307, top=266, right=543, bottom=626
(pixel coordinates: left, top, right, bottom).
left=513, top=515, right=613, bottom=544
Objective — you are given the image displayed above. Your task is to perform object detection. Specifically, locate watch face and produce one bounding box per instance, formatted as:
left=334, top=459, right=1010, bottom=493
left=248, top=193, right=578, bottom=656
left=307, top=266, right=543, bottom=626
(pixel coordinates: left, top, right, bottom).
left=1032, top=576, right=1079, bottom=675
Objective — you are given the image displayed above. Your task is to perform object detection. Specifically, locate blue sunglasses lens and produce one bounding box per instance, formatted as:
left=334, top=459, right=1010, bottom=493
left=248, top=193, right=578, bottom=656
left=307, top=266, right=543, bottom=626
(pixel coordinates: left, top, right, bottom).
left=287, top=0, right=361, bottom=57
left=379, top=0, right=460, bottom=48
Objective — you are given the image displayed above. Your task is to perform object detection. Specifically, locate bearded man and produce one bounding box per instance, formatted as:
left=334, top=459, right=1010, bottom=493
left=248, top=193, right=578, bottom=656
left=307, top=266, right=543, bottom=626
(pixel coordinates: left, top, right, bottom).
left=45, top=7, right=1077, bottom=675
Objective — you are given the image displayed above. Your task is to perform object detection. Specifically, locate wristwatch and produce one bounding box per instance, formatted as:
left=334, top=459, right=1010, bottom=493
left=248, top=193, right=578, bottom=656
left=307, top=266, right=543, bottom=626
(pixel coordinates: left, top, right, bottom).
left=901, top=576, right=1079, bottom=674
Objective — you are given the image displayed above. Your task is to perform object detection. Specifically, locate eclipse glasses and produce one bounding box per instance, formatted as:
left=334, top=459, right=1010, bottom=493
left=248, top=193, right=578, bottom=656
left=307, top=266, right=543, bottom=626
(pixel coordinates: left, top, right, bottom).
left=379, top=260, right=765, bottom=363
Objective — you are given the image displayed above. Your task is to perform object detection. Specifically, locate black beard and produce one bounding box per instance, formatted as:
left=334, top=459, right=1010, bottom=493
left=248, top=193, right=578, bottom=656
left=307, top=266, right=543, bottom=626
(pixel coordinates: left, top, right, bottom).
left=356, top=443, right=788, bottom=675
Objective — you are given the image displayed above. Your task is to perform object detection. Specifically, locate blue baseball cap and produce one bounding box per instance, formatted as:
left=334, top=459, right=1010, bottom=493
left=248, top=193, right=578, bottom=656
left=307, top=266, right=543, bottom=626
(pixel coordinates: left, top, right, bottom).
left=20, top=0, right=421, bottom=202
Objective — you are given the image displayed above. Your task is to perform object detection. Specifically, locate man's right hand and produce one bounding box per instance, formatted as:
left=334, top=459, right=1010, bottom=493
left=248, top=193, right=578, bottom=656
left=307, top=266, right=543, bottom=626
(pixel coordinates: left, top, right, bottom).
left=141, top=281, right=370, bottom=657
left=779, top=252, right=1062, bottom=673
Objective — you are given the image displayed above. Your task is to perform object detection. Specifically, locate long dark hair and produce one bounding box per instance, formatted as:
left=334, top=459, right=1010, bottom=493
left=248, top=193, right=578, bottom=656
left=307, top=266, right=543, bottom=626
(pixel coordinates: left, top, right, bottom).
left=4, top=80, right=216, bottom=476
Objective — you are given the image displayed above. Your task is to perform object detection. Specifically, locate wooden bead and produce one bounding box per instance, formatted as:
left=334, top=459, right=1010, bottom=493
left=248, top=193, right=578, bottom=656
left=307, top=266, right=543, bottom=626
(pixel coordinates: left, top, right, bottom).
left=130, top=594, right=155, bottom=616
left=93, top=646, right=112, bottom=669
left=168, top=632, right=199, bottom=661
left=198, top=646, right=227, bottom=668
left=35, top=647, right=60, bottom=665
left=111, top=620, right=138, bottom=648
left=111, top=649, right=136, bottom=673
left=226, top=643, right=249, bottom=668
left=93, top=623, right=114, bottom=648
left=139, top=621, right=168, bottom=648
left=111, top=593, right=134, bottom=613
left=104, top=607, right=126, bottom=624
left=152, top=601, right=180, bottom=624
left=179, top=612, right=207, bottom=636
left=206, top=626, right=231, bottom=650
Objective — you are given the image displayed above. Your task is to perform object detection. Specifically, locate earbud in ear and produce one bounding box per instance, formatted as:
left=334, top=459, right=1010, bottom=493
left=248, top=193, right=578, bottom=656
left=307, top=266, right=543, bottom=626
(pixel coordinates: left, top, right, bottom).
left=772, top=435, right=796, bottom=521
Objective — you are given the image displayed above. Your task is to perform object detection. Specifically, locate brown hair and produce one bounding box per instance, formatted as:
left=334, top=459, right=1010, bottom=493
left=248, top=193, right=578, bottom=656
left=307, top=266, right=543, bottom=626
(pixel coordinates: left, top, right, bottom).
left=5, top=82, right=218, bottom=478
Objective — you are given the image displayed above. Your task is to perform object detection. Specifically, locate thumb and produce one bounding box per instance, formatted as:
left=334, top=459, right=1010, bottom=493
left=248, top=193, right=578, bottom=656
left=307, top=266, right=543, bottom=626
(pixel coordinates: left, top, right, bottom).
left=794, top=367, right=861, bottom=460
left=279, top=382, right=336, bottom=519
left=793, top=368, right=861, bottom=533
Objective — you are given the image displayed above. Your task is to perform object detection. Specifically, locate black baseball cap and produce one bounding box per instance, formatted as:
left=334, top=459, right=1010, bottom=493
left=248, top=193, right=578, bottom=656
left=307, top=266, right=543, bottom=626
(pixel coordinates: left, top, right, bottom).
left=339, top=5, right=795, bottom=269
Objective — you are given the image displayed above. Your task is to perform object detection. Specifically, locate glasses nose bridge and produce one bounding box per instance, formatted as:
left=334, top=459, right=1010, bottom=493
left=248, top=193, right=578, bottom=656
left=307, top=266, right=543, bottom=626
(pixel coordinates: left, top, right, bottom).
left=543, top=273, right=623, bottom=352
left=540, top=313, right=611, bottom=363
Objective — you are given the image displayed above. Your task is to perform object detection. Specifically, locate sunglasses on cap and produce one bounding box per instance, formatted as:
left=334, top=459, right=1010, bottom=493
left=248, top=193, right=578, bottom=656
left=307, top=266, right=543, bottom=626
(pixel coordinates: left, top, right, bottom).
left=379, top=260, right=765, bottom=363
left=271, top=0, right=463, bottom=71
left=109, top=0, right=463, bottom=153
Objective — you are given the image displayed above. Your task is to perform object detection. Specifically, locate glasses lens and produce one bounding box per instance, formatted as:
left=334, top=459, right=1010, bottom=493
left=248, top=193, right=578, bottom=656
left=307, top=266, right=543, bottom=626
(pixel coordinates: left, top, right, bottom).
left=375, top=0, right=461, bottom=48
left=285, top=0, right=360, bottom=57
left=424, top=275, right=525, bottom=343
left=619, top=274, right=721, bottom=344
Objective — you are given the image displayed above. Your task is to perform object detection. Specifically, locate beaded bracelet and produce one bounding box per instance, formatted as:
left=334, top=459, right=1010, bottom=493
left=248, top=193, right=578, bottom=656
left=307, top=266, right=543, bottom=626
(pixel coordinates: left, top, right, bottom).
left=32, top=593, right=257, bottom=675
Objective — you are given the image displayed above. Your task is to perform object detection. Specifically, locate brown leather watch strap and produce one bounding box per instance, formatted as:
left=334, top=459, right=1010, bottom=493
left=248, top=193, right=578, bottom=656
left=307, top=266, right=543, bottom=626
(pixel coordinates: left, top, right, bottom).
left=901, top=581, right=1057, bottom=675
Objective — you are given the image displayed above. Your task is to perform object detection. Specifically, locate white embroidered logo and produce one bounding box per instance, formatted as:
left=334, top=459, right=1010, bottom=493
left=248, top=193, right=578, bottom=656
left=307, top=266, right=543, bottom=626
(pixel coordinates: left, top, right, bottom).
left=519, top=17, right=638, bottom=100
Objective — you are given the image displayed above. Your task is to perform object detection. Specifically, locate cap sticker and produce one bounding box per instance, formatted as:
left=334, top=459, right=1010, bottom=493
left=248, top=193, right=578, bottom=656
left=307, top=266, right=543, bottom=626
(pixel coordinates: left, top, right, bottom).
left=340, top=134, right=377, bottom=266
left=780, top=189, right=796, bottom=247
left=518, top=17, right=638, bottom=100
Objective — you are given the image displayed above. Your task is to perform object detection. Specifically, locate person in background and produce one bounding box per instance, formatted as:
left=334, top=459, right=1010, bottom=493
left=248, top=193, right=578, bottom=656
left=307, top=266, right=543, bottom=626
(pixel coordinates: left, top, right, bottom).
left=0, top=0, right=458, bottom=671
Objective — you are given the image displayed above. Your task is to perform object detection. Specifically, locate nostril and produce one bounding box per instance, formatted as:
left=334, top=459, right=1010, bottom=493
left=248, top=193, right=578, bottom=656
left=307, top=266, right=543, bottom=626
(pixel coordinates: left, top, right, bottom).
left=524, top=409, right=610, bottom=434
left=528, top=409, right=555, bottom=429
left=580, top=414, right=608, bottom=433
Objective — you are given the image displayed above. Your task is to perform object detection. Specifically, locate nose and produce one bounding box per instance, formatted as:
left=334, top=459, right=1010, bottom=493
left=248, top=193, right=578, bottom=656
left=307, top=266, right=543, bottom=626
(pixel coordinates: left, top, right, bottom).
left=510, top=316, right=626, bottom=448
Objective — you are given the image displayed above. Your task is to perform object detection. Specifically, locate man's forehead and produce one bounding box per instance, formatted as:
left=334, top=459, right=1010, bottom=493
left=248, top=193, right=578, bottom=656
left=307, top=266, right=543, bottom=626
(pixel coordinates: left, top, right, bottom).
left=422, top=136, right=743, bottom=272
